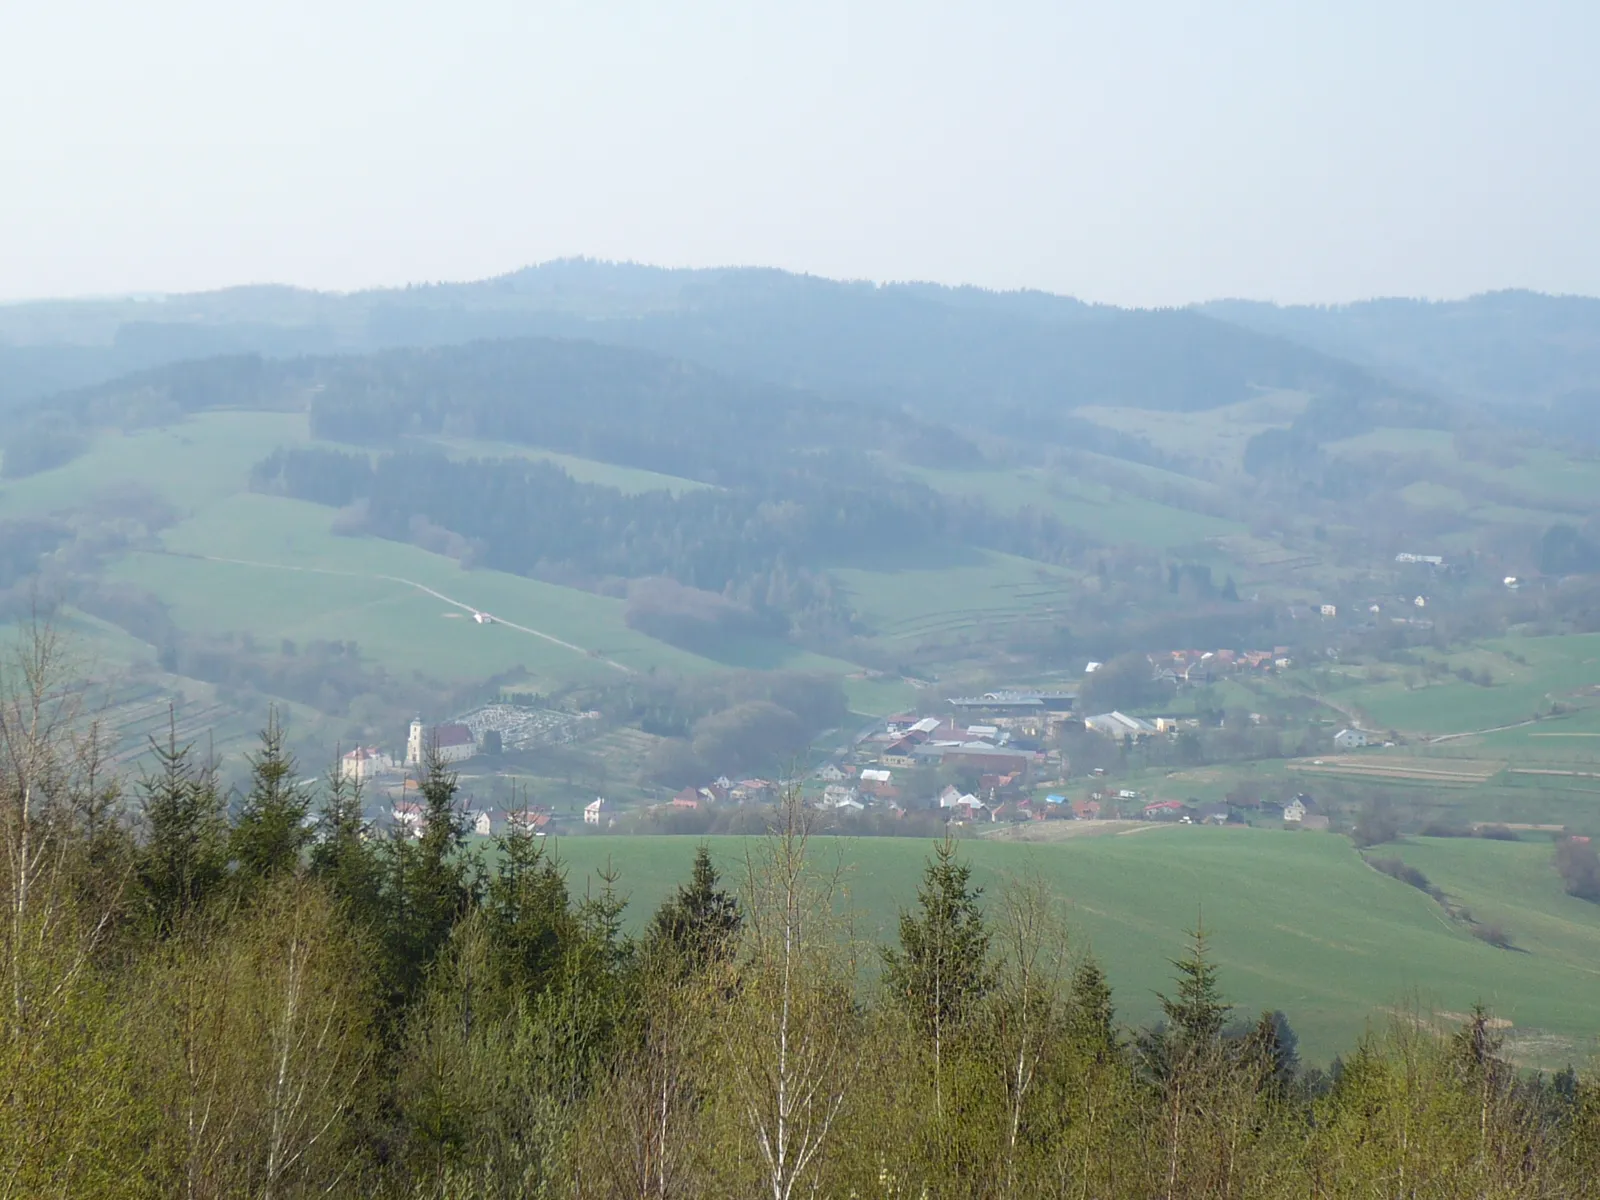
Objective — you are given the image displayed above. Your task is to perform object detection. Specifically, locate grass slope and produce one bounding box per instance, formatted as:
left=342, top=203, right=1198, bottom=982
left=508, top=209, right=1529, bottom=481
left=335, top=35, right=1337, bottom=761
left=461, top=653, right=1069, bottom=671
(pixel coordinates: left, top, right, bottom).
left=0, top=411, right=310, bottom=517
left=1337, top=634, right=1600, bottom=736
left=541, top=827, right=1599, bottom=1066
left=900, top=464, right=1241, bottom=550
left=836, top=549, right=1082, bottom=641
left=113, top=493, right=857, bottom=685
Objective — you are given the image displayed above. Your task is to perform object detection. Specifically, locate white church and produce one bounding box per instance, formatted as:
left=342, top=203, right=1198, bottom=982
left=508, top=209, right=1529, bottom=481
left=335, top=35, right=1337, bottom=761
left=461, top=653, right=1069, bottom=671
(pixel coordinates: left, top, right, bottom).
left=405, top=718, right=477, bottom=767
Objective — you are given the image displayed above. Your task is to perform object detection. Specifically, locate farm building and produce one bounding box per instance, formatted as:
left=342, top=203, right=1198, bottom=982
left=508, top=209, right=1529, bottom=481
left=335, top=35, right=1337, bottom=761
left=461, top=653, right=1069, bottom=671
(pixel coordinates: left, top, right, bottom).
left=947, top=690, right=1076, bottom=717
left=584, top=798, right=611, bottom=825
left=912, top=742, right=1036, bottom=773
left=1282, top=794, right=1321, bottom=824
left=1143, top=800, right=1187, bottom=819
left=1084, top=711, right=1160, bottom=739
left=1333, top=729, right=1370, bottom=749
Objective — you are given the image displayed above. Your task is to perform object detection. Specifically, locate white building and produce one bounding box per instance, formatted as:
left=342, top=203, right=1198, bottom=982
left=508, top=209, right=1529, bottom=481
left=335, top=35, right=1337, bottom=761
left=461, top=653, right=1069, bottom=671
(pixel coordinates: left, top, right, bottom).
left=1333, top=728, right=1370, bottom=749
left=392, top=800, right=426, bottom=836
left=405, top=718, right=476, bottom=766
left=1283, top=797, right=1307, bottom=823
left=584, top=798, right=610, bottom=825
left=821, top=784, right=861, bottom=809
left=338, top=746, right=394, bottom=783
left=1084, top=711, right=1159, bottom=739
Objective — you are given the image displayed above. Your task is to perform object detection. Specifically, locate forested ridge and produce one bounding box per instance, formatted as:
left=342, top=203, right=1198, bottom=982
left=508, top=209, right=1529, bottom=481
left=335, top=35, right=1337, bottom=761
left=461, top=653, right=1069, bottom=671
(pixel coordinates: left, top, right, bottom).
left=6, top=625, right=1600, bottom=1199
left=0, top=260, right=1418, bottom=419
left=250, top=444, right=1094, bottom=596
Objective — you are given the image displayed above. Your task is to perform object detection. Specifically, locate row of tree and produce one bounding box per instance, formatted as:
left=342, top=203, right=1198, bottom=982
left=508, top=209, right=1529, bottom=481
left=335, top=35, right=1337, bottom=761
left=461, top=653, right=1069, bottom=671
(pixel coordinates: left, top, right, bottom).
left=5, top=625, right=1600, bottom=1197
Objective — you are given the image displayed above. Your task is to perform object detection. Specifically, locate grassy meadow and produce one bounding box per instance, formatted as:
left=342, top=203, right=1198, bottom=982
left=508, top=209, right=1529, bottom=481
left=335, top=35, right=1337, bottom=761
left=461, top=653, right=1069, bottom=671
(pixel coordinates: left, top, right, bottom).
left=112, top=493, right=860, bottom=685
left=538, top=826, right=1600, bottom=1068
left=898, top=462, right=1241, bottom=551
left=1329, top=633, right=1600, bottom=736
left=835, top=549, right=1082, bottom=641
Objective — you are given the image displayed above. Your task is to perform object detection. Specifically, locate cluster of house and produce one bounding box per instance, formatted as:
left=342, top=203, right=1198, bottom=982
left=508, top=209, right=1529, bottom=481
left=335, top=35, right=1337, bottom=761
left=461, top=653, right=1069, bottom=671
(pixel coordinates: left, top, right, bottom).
left=389, top=799, right=557, bottom=838
left=663, top=776, right=782, bottom=812
left=1136, top=792, right=1327, bottom=829
left=1147, top=648, right=1293, bottom=685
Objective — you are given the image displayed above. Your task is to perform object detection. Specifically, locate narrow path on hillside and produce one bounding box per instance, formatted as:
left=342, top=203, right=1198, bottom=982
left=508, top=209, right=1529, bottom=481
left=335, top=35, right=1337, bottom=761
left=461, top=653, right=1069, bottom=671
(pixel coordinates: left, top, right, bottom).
left=1428, top=718, right=1539, bottom=744
left=162, top=551, right=636, bottom=673
left=1314, top=687, right=1543, bottom=746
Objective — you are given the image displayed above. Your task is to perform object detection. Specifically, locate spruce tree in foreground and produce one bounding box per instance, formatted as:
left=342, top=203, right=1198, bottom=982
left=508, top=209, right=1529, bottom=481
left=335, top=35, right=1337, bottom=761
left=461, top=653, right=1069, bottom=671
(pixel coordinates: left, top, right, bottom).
left=486, top=796, right=572, bottom=990
left=135, top=715, right=227, bottom=935
left=1067, top=953, right=1119, bottom=1061
left=1158, top=921, right=1231, bottom=1050
left=309, top=753, right=383, bottom=930
left=647, top=842, right=742, bottom=973
left=230, top=707, right=311, bottom=885
left=383, top=743, right=479, bottom=1004
left=882, top=835, right=994, bottom=1133
left=882, top=835, right=994, bottom=1037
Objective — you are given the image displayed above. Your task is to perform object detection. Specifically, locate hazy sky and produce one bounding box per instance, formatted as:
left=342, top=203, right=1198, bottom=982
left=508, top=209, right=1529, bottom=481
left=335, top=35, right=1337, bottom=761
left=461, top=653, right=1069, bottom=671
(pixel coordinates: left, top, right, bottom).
left=3, top=0, right=1596, bottom=306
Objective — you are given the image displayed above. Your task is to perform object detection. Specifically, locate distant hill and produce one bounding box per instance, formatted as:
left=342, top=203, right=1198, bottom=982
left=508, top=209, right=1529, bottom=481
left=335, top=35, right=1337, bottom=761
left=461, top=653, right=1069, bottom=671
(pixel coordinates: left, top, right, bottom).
left=1200, top=291, right=1600, bottom=432
left=4, top=261, right=1401, bottom=422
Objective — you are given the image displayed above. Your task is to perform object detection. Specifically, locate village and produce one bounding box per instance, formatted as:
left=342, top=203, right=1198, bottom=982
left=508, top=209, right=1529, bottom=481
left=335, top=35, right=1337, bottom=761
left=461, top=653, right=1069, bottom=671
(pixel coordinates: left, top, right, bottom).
left=338, top=644, right=1373, bottom=838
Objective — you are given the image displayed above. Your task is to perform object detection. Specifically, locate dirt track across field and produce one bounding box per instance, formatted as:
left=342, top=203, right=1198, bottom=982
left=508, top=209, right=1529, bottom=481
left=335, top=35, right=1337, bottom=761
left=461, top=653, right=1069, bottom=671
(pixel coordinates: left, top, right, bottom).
left=979, top=819, right=1157, bottom=843
left=1287, top=755, right=1503, bottom=786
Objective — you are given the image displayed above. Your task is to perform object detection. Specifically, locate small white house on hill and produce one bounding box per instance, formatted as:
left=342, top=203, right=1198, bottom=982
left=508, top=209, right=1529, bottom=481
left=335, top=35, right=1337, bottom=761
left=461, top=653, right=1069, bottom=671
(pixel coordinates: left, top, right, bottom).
left=1333, top=728, right=1370, bottom=749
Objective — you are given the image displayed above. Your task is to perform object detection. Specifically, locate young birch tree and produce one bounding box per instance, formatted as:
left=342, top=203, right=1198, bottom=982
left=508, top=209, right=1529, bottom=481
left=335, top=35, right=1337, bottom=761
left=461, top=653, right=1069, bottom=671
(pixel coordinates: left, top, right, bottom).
left=0, top=619, right=156, bottom=1199
left=723, top=788, right=857, bottom=1200
left=990, top=874, right=1070, bottom=1193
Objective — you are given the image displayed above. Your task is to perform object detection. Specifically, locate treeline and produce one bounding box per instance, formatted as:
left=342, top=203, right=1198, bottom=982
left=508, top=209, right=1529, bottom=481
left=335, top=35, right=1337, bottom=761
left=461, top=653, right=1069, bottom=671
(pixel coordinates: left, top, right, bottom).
left=7, top=633, right=1600, bottom=1197
left=250, top=445, right=1098, bottom=627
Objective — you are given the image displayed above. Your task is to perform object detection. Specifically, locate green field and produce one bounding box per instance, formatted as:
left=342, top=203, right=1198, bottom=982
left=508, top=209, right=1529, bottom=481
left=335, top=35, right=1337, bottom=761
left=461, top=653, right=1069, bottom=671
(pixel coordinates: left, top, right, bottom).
left=1327, top=427, right=1600, bottom=514
left=835, top=549, right=1082, bottom=641
left=109, top=492, right=858, bottom=685
left=0, top=410, right=313, bottom=517
left=538, top=827, right=1600, bottom=1067
left=1073, top=389, right=1308, bottom=474
left=841, top=675, right=925, bottom=718
left=1335, top=634, right=1600, bottom=736
left=900, top=463, right=1241, bottom=550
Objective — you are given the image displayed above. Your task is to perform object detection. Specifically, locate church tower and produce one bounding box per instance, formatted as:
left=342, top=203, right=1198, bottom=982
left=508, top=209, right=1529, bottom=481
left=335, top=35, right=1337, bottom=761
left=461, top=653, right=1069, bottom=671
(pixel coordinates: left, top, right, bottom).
left=405, top=717, right=425, bottom=766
